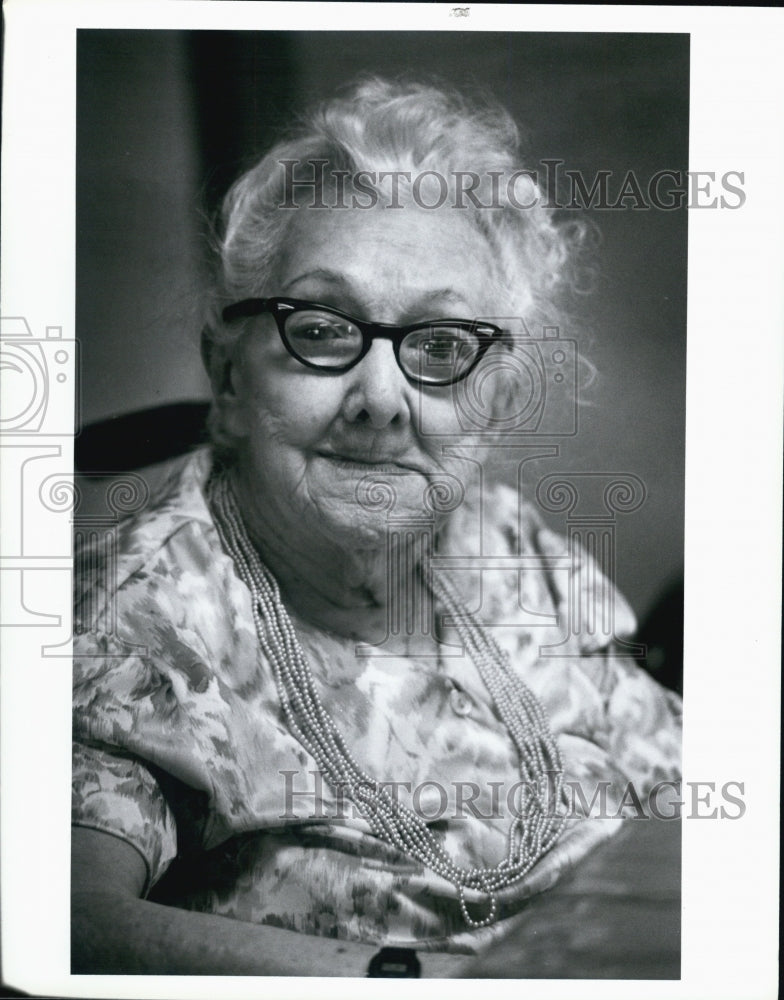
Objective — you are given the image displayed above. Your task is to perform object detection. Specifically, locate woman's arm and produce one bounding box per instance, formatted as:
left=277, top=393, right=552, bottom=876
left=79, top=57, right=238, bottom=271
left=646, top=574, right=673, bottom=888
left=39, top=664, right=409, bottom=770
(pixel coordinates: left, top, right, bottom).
left=72, top=826, right=465, bottom=977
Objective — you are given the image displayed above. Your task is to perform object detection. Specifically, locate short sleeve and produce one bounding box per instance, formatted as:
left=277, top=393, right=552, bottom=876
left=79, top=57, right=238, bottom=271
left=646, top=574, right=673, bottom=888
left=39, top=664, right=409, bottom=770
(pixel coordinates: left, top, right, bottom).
left=531, top=516, right=682, bottom=791
left=602, top=656, right=682, bottom=791
left=72, top=741, right=178, bottom=893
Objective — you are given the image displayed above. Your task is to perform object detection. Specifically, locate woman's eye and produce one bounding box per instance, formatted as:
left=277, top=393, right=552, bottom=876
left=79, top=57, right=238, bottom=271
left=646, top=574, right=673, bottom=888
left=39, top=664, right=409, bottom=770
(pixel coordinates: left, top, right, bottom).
left=423, top=340, right=456, bottom=360
left=288, top=315, right=355, bottom=341
left=302, top=325, right=335, bottom=340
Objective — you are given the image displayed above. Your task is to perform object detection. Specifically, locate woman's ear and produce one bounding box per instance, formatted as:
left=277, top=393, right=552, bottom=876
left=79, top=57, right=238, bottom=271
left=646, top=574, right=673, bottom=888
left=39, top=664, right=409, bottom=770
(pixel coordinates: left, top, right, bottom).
left=201, top=329, right=247, bottom=441
left=201, top=328, right=227, bottom=392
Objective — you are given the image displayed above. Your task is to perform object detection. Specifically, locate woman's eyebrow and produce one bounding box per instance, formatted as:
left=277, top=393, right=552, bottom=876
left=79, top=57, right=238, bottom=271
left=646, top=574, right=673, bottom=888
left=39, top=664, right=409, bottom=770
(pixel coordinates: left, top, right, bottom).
left=281, top=271, right=473, bottom=316
left=281, top=269, right=354, bottom=295
left=281, top=270, right=368, bottom=316
left=406, top=289, right=472, bottom=314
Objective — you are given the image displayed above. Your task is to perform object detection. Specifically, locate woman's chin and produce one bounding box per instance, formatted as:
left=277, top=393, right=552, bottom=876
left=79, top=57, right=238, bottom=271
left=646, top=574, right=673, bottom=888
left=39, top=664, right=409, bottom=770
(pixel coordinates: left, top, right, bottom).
left=310, top=505, right=399, bottom=550
left=306, top=462, right=435, bottom=536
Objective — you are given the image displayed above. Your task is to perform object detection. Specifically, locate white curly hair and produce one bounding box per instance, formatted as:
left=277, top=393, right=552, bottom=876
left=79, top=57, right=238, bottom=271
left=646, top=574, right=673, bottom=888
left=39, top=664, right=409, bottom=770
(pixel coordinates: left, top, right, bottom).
left=201, top=75, right=593, bottom=454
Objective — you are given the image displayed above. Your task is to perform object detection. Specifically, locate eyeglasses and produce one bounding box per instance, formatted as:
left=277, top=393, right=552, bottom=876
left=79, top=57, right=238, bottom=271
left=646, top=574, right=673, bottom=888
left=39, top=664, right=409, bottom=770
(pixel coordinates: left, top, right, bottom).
left=221, top=297, right=506, bottom=387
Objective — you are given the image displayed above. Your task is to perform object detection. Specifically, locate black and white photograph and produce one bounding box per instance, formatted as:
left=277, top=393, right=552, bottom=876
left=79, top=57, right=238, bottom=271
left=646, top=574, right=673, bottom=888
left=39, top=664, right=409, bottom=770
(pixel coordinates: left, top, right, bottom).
left=70, top=28, right=689, bottom=979
left=0, top=4, right=781, bottom=998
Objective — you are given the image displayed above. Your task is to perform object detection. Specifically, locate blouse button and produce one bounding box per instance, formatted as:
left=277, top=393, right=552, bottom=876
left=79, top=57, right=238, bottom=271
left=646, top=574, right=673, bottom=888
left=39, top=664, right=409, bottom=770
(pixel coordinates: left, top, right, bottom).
left=449, top=687, right=473, bottom=717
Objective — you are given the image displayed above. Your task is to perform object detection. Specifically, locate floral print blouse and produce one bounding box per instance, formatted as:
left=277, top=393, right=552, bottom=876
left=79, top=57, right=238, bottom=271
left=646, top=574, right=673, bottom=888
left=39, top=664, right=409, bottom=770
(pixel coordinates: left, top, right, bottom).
left=72, top=448, right=681, bottom=955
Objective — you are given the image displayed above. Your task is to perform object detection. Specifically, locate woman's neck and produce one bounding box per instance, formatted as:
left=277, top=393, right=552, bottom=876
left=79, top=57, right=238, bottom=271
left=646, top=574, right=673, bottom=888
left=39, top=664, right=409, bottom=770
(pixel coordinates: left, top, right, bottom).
left=227, top=466, right=435, bottom=645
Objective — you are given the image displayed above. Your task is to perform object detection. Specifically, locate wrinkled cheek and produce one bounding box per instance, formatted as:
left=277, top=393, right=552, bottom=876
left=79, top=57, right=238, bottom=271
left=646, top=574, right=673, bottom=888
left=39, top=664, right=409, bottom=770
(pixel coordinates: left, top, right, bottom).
left=243, top=396, right=319, bottom=451
left=413, top=393, right=490, bottom=452
left=268, top=388, right=344, bottom=447
left=236, top=413, right=308, bottom=497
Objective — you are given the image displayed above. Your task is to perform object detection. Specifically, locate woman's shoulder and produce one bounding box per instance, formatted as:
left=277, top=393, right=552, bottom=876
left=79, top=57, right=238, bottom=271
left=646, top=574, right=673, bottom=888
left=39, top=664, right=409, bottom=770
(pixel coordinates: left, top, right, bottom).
left=73, top=446, right=262, bottom=732
left=439, top=478, right=637, bottom=648
left=73, top=448, right=222, bottom=633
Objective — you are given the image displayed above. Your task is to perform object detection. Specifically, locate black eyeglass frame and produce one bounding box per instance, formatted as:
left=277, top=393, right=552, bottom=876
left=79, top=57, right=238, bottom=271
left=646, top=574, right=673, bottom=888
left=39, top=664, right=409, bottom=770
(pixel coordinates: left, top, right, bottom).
left=221, top=296, right=506, bottom=386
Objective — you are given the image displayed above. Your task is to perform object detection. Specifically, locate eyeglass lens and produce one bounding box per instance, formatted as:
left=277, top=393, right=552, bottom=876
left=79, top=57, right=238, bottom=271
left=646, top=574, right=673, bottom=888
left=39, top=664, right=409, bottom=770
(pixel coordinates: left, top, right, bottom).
left=282, top=309, right=481, bottom=384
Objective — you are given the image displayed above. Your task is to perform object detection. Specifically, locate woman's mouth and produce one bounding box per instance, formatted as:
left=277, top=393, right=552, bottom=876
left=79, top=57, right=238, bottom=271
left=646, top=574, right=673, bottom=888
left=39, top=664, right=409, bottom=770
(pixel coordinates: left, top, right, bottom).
left=316, top=451, right=421, bottom=474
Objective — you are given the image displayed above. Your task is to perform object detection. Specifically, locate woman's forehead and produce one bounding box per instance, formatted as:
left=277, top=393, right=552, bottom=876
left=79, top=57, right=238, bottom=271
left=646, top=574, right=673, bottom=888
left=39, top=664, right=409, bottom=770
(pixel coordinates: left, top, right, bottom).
left=272, top=204, right=498, bottom=317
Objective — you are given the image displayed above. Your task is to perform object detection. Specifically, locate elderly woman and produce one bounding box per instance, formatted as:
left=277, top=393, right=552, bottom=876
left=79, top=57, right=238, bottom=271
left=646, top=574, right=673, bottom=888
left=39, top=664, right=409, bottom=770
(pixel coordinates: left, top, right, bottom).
left=72, top=77, right=681, bottom=976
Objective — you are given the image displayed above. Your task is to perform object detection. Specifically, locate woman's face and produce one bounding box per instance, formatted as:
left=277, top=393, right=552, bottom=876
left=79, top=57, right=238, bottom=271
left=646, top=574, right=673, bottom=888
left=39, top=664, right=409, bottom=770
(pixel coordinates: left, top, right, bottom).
left=224, top=204, right=504, bottom=547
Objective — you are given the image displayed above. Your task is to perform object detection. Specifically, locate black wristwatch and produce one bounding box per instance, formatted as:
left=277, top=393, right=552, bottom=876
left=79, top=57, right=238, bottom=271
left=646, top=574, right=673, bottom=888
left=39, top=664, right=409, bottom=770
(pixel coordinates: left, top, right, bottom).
left=367, top=946, right=422, bottom=977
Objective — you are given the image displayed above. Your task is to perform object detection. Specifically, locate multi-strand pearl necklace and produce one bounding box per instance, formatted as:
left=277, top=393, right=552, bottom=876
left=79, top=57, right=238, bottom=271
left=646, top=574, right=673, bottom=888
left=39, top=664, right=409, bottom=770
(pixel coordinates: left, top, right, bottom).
left=207, top=469, right=567, bottom=929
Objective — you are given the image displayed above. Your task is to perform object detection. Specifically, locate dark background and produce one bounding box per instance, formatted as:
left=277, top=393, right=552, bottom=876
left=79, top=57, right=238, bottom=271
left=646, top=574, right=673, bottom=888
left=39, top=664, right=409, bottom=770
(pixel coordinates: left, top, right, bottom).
left=76, top=30, right=688, bottom=631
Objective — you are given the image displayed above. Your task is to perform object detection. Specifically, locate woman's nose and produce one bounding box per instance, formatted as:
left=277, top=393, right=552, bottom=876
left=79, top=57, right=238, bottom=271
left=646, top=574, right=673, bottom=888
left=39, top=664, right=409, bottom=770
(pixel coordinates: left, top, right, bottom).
left=341, top=338, right=411, bottom=429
